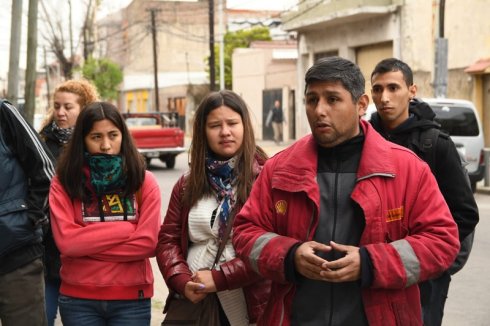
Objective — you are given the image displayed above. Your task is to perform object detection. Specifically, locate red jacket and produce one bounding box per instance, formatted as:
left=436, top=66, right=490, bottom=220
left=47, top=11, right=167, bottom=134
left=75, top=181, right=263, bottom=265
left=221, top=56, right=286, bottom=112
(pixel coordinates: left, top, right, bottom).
left=156, top=174, right=270, bottom=323
left=233, top=121, right=459, bottom=326
left=50, top=171, right=161, bottom=300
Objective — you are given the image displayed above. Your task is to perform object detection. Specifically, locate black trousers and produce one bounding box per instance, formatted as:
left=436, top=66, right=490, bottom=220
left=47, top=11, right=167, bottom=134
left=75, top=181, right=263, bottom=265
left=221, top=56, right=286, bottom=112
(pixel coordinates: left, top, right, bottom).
left=419, top=271, right=451, bottom=326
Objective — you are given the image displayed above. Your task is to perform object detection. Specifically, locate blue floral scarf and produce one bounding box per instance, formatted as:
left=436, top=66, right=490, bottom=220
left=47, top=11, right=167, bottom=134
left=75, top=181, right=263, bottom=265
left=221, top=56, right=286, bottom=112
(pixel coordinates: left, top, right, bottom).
left=206, top=154, right=237, bottom=239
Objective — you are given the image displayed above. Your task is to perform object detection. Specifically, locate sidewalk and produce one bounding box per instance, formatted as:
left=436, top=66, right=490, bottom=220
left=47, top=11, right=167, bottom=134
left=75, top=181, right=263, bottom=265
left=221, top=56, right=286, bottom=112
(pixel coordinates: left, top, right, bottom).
left=257, top=139, right=292, bottom=157
left=476, top=180, right=490, bottom=195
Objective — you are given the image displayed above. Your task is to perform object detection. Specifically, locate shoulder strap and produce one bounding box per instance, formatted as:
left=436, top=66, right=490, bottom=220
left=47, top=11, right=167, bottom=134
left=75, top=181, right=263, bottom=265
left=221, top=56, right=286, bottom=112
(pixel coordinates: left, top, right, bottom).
left=211, top=210, right=236, bottom=270
left=419, top=128, right=440, bottom=173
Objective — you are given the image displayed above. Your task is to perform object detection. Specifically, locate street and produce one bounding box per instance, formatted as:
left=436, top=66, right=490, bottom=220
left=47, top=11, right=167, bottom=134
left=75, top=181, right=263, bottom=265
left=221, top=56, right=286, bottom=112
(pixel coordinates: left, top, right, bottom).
left=148, top=142, right=490, bottom=326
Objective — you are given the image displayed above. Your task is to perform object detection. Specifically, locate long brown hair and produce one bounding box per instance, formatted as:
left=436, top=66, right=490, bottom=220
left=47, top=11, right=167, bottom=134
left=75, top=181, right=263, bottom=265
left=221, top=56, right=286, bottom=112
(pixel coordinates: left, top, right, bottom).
left=184, top=90, right=267, bottom=208
left=56, top=102, right=145, bottom=199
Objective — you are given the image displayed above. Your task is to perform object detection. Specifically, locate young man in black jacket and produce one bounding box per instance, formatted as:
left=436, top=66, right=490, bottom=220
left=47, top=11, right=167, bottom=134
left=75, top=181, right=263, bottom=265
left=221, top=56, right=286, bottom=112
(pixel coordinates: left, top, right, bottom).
left=0, top=100, right=55, bottom=326
left=369, top=58, right=479, bottom=326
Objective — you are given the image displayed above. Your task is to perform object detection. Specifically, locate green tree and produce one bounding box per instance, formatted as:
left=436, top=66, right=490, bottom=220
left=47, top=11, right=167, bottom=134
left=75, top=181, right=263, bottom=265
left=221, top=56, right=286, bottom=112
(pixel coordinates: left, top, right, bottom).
left=81, top=57, right=123, bottom=100
left=211, top=26, right=271, bottom=89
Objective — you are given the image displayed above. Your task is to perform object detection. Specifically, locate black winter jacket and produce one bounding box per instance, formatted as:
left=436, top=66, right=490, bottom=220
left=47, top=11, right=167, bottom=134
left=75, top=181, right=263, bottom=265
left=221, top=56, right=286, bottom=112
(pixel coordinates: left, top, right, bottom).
left=369, top=99, right=479, bottom=242
left=0, top=100, right=55, bottom=274
left=39, top=124, right=64, bottom=278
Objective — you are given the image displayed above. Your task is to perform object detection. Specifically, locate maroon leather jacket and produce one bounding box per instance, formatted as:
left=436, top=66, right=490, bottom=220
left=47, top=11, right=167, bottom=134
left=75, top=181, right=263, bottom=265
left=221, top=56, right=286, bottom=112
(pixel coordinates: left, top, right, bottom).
left=156, top=169, right=270, bottom=323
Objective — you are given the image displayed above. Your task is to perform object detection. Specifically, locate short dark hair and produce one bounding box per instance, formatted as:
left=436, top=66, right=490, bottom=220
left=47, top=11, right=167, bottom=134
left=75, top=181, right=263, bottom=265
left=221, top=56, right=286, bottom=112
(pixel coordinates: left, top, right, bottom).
left=185, top=90, right=267, bottom=208
left=370, top=58, right=413, bottom=86
left=305, top=56, right=365, bottom=102
left=57, top=102, right=145, bottom=199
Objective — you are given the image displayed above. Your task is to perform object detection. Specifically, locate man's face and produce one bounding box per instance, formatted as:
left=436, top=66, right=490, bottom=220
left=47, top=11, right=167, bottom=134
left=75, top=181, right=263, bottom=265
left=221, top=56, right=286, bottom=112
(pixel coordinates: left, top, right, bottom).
left=305, top=81, right=367, bottom=148
left=371, top=70, right=417, bottom=130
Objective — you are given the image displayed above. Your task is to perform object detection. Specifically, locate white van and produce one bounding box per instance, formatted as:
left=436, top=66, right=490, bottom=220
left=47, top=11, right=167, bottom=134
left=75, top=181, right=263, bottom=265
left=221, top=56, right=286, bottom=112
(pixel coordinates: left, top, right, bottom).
left=423, top=98, right=485, bottom=191
left=363, top=98, right=485, bottom=191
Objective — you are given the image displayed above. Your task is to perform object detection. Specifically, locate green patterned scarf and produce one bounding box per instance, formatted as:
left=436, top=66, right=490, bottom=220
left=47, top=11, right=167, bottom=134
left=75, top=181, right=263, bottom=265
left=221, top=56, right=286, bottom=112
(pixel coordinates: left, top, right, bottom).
left=84, top=153, right=126, bottom=195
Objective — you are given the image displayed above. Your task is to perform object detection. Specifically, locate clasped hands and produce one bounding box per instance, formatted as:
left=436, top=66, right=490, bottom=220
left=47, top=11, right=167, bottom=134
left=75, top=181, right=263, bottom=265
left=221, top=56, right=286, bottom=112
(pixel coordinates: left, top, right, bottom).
left=184, top=269, right=217, bottom=303
left=294, top=241, right=361, bottom=282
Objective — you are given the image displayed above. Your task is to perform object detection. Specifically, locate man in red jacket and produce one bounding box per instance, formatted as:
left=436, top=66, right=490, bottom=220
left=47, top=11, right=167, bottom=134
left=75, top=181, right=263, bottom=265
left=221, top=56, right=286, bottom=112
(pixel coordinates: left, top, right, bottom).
left=233, top=57, right=460, bottom=326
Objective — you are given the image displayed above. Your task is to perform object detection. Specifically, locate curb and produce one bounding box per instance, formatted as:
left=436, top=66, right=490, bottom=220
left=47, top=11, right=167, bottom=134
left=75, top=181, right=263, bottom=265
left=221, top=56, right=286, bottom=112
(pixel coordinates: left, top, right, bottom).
left=476, top=187, right=490, bottom=195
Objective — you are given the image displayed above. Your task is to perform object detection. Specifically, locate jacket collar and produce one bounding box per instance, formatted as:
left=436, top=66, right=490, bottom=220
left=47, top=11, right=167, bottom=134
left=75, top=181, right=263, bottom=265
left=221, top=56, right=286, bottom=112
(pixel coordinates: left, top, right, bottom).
left=272, top=120, right=396, bottom=183
left=356, top=120, right=396, bottom=180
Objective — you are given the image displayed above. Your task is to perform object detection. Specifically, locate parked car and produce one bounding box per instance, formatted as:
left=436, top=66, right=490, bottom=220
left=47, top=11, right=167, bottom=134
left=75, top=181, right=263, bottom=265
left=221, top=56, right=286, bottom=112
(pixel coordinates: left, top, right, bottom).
left=363, top=99, right=485, bottom=191
left=123, top=112, right=186, bottom=168
left=423, top=98, right=485, bottom=192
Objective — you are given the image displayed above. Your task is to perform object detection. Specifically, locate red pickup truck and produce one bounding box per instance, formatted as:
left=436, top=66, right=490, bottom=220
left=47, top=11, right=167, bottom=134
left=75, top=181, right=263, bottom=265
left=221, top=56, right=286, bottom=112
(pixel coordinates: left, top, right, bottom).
left=123, top=112, right=186, bottom=168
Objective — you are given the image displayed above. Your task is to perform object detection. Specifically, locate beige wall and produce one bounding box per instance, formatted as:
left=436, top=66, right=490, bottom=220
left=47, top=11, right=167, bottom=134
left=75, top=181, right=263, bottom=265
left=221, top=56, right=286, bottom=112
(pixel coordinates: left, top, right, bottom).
left=232, top=49, right=267, bottom=139
left=123, top=0, right=211, bottom=75
left=290, top=0, right=490, bottom=137
left=232, top=47, right=297, bottom=140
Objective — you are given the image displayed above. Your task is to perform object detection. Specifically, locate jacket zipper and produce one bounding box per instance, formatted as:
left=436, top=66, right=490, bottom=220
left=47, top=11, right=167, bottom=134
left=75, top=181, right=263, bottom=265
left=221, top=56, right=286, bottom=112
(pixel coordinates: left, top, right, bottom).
left=327, top=156, right=341, bottom=326
left=305, top=201, right=316, bottom=240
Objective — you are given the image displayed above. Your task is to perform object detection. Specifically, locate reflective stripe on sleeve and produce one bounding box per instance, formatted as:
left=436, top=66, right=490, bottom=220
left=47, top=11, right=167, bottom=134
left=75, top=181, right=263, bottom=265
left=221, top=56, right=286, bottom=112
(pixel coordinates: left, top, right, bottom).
left=390, top=239, right=421, bottom=287
left=249, top=232, right=278, bottom=274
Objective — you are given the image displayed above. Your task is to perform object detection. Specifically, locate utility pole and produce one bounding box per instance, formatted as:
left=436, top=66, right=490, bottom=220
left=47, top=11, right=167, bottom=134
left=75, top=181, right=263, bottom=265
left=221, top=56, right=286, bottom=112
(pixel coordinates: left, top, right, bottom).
left=148, top=8, right=160, bottom=112
left=208, top=0, right=216, bottom=91
left=68, top=0, right=74, bottom=61
left=7, top=0, right=23, bottom=106
left=218, top=0, right=224, bottom=90
left=433, top=0, right=448, bottom=98
left=25, top=0, right=39, bottom=124
left=44, top=47, right=50, bottom=110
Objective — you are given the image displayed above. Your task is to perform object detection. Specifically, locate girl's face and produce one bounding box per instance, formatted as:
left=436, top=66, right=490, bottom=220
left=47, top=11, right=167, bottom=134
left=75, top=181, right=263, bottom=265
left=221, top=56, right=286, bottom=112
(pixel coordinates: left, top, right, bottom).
left=205, top=105, right=244, bottom=160
left=53, top=91, right=81, bottom=128
left=84, top=119, right=122, bottom=155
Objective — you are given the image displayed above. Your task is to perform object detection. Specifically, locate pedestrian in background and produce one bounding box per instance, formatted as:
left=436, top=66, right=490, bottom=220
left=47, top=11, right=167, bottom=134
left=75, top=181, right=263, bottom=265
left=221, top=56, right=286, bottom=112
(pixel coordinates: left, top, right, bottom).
left=369, top=58, right=479, bottom=326
left=49, top=102, right=161, bottom=326
left=233, top=57, right=460, bottom=325
left=156, top=90, right=270, bottom=325
left=268, top=100, right=284, bottom=144
left=0, top=99, right=55, bottom=326
left=39, top=78, right=99, bottom=326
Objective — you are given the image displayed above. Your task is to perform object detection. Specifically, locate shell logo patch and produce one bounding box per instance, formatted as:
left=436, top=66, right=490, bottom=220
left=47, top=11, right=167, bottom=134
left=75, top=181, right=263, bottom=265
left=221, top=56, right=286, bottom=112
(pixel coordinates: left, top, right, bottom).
left=386, top=206, right=404, bottom=222
left=275, top=200, right=287, bottom=215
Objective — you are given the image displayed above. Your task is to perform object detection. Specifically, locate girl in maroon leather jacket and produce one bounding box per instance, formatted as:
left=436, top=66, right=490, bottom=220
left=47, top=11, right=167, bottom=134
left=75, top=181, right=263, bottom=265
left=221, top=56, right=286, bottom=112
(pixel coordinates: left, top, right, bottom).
left=156, top=90, right=270, bottom=325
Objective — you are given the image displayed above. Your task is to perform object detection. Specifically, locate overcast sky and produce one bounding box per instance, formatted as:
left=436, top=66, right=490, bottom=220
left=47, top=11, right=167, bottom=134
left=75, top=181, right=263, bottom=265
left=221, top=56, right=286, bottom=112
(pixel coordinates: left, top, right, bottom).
left=0, top=0, right=298, bottom=79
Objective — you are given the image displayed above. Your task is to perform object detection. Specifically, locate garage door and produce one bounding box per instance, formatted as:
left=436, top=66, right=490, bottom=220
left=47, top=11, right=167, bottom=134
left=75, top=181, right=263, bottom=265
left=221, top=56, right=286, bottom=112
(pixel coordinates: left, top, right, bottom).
left=356, top=42, right=393, bottom=101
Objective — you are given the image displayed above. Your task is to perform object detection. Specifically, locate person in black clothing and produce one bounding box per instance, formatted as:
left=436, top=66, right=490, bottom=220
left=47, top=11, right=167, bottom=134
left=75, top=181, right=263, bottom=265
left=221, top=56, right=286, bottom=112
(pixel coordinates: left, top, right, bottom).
left=271, top=100, right=284, bottom=144
left=0, top=99, right=55, bottom=326
left=38, top=79, right=99, bottom=326
left=369, top=58, right=479, bottom=326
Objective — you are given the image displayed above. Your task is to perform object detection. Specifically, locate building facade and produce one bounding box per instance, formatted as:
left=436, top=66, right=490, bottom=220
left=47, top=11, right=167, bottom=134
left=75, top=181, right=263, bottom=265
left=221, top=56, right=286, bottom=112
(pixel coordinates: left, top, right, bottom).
left=97, top=0, right=214, bottom=134
left=283, top=0, right=490, bottom=144
left=232, top=40, right=298, bottom=141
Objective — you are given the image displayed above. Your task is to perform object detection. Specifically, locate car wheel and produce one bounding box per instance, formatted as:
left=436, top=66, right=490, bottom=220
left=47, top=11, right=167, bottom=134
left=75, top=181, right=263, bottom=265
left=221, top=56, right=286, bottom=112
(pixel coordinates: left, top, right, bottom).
left=165, top=156, right=176, bottom=169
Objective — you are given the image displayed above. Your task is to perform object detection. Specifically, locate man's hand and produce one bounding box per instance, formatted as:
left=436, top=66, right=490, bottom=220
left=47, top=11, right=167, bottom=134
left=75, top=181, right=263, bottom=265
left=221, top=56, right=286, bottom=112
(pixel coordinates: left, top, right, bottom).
left=320, top=241, right=361, bottom=282
left=184, top=281, right=207, bottom=303
left=294, top=241, right=331, bottom=280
